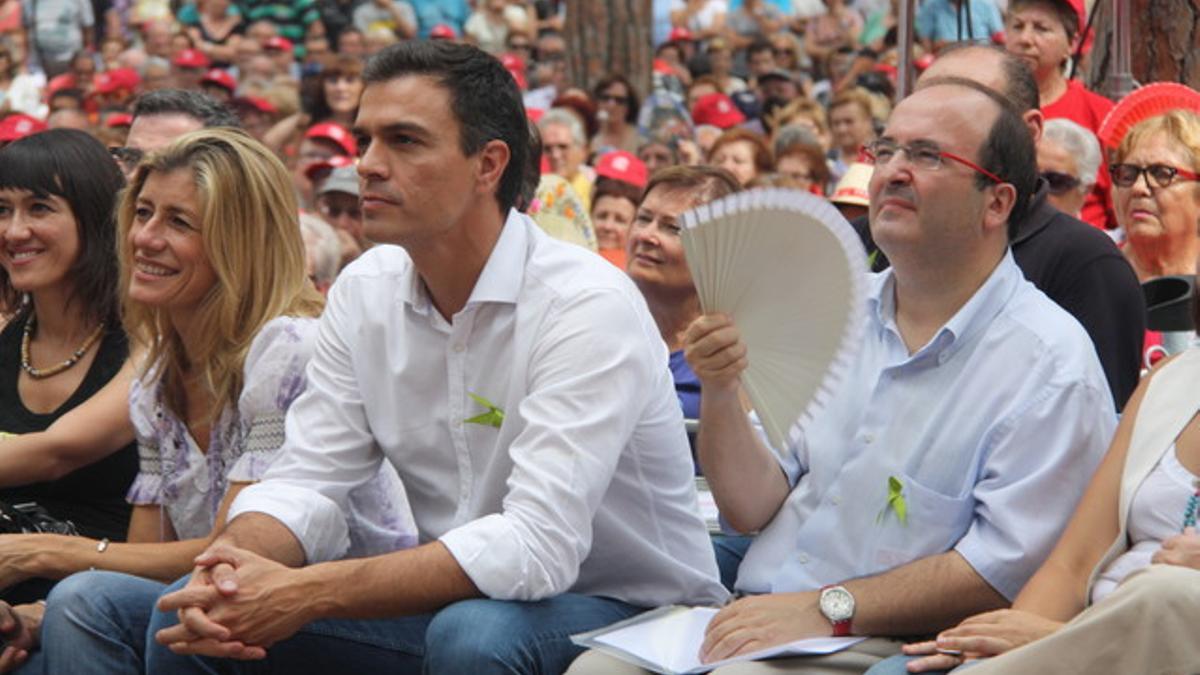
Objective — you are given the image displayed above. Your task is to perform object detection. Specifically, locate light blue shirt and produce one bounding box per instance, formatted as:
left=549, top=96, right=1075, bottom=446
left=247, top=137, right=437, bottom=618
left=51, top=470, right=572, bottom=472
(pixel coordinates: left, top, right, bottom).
left=915, top=0, right=1003, bottom=43
left=735, top=251, right=1116, bottom=601
left=409, top=0, right=469, bottom=37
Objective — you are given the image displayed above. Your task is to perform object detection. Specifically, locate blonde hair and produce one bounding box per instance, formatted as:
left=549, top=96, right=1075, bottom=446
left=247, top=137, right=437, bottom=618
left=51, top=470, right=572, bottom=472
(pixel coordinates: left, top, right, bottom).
left=118, top=128, right=324, bottom=422
left=768, top=98, right=829, bottom=138
left=1115, top=110, right=1200, bottom=169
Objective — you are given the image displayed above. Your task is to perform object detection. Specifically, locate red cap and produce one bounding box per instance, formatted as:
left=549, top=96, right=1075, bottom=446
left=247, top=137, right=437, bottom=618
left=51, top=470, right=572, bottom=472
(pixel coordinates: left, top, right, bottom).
left=173, top=48, right=210, bottom=69
left=304, top=122, right=357, bottom=156
left=690, top=92, right=745, bottom=129
left=429, top=24, right=457, bottom=39
left=594, top=150, right=648, bottom=189
left=264, top=36, right=294, bottom=53
left=0, top=114, right=48, bottom=142
left=525, top=107, right=545, bottom=124
left=233, top=95, right=277, bottom=115
left=46, top=73, right=76, bottom=98
left=200, top=68, right=237, bottom=92
left=499, top=53, right=527, bottom=90
left=93, top=68, right=141, bottom=95
left=668, top=27, right=694, bottom=43
left=304, top=154, right=355, bottom=181
left=104, top=112, right=133, bottom=128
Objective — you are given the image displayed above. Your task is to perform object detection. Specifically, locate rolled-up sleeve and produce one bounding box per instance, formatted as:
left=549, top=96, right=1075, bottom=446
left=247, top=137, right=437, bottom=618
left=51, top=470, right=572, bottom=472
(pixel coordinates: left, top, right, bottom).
left=228, top=278, right=385, bottom=564
left=955, top=379, right=1115, bottom=600
left=439, top=288, right=658, bottom=600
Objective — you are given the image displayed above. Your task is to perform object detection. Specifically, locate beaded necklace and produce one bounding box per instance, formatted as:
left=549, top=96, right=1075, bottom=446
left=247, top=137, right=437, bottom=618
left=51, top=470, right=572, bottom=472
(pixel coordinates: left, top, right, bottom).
left=20, top=314, right=106, bottom=380
left=1182, top=480, right=1200, bottom=531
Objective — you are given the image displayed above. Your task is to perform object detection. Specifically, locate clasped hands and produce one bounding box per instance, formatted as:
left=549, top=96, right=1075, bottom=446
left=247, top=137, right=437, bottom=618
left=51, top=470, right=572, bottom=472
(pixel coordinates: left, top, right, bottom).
left=154, top=545, right=315, bottom=660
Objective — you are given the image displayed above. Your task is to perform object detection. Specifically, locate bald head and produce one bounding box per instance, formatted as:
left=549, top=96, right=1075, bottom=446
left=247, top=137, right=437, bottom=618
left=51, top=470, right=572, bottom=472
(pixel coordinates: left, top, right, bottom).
left=917, top=44, right=1043, bottom=142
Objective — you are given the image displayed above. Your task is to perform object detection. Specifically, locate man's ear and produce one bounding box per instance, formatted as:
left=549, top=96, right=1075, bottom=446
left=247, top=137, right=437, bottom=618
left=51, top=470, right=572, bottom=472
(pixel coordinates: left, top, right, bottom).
left=1024, top=109, right=1045, bottom=145
left=982, top=181, right=1018, bottom=237
left=475, top=139, right=512, bottom=198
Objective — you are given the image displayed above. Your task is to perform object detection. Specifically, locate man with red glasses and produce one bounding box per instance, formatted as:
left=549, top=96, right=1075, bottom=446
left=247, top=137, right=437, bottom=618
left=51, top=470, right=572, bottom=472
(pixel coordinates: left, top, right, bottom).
left=573, top=79, right=1116, bottom=674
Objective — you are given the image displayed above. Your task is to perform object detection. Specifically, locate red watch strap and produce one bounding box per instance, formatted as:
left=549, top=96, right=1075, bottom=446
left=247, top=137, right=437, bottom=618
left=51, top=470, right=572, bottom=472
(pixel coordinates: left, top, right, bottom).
left=830, top=619, right=852, bottom=637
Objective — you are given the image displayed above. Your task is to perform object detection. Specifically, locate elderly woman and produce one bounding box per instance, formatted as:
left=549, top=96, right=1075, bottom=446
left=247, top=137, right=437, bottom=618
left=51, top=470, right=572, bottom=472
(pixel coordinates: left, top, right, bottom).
left=1037, top=118, right=1101, bottom=219
left=1111, top=111, right=1200, bottom=282
left=708, top=128, right=773, bottom=187
left=865, top=175, right=1200, bottom=675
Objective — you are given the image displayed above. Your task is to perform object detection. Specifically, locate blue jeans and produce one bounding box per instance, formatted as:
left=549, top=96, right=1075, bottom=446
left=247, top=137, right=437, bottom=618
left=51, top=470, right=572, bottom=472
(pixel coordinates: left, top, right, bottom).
left=711, top=534, right=752, bottom=593
left=39, top=570, right=645, bottom=674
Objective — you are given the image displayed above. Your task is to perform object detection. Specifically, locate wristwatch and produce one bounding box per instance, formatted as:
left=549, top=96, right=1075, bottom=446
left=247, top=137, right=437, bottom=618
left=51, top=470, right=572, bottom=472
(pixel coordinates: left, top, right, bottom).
left=818, top=585, right=855, bottom=637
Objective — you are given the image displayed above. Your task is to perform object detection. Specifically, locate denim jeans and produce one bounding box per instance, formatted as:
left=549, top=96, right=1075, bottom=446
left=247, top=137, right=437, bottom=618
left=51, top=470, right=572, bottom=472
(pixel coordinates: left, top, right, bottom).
left=38, top=570, right=646, bottom=674
left=711, top=534, right=753, bottom=593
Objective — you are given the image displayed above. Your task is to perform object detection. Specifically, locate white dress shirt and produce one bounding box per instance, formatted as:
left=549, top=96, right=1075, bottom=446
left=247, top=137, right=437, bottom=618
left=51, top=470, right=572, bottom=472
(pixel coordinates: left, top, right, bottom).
left=735, top=251, right=1117, bottom=600
left=231, top=211, right=728, bottom=608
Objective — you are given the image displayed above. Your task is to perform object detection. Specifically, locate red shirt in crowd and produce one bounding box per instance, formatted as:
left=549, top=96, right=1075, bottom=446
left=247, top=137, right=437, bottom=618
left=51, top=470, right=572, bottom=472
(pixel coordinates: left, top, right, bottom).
left=1043, top=79, right=1117, bottom=231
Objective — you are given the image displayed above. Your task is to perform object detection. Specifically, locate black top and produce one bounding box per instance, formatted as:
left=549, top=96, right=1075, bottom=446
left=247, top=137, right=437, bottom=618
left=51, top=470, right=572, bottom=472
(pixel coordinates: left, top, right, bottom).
left=851, top=179, right=1145, bottom=411
left=0, top=317, right=139, bottom=541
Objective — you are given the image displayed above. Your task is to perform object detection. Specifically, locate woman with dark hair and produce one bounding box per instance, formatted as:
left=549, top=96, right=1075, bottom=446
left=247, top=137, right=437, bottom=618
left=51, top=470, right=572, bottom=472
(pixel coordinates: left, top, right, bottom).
left=0, top=128, right=139, bottom=603
left=264, top=54, right=363, bottom=156
left=591, top=73, right=641, bottom=155
left=0, top=129, right=414, bottom=672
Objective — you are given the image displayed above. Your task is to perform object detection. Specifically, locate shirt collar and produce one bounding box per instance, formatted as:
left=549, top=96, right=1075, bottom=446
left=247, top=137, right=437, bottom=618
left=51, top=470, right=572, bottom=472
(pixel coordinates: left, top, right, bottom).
left=400, top=209, right=529, bottom=315
left=868, top=249, right=1023, bottom=363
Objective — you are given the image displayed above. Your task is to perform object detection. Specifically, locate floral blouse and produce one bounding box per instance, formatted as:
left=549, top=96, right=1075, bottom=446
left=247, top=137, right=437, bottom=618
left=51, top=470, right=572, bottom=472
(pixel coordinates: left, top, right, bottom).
left=127, top=316, right=418, bottom=556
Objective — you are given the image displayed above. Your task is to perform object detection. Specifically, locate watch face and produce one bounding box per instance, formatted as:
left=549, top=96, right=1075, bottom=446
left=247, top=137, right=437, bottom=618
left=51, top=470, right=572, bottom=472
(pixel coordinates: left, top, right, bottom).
left=820, top=587, right=854, bottom=621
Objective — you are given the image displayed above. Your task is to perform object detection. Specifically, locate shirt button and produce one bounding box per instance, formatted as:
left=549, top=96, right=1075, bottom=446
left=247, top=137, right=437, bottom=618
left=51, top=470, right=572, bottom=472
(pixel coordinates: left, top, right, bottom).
left=862, top=433, right=874, bottom=444
left=453, top=343, right=466, bottom=353
left=798, top=553, right=809, bottom=564
left=830, top=495, right=841, bottom=505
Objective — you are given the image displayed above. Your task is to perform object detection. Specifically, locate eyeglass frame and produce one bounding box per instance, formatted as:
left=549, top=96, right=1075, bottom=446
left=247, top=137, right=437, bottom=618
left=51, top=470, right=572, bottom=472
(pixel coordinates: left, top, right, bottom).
left=1039, top=170, right=1083, bottom=195
left=109, top=146, right=145, bottom=170
left=1108, top=162, right=1200, bottom=189
left=863, top=138, right=1004, bottom=185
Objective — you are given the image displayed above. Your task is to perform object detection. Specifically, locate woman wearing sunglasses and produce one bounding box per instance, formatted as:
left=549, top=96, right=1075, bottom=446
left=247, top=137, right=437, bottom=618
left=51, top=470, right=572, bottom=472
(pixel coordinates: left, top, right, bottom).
left=1110, top=110, right=1200, bottom=283
left=1037, top=118, right=1100, bottom=219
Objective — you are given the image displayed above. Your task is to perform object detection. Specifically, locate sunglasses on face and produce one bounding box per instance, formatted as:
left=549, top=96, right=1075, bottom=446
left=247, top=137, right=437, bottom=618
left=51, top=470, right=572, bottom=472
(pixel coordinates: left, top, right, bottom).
left=1108, top=163, right=1200, bottom=189
left=318, top=202, right=361, bottom=220
left=598, top=94, right=628, bottom=105
left=1040, top=170, right=1081, bottom=195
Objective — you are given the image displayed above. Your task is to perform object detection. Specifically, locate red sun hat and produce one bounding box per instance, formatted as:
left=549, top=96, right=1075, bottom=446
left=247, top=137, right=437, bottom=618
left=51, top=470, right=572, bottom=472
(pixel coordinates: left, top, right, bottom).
left=105, top=112, right=134, bottom=128
left=305, top=122, right=357, bottom=156
left=668, top=27, right=694, bottom=43
left=594, top=150, right=649, bottom=189
left=499, top=53, right=528, bottom=90
left=264, top=36, right=294, bottom=53
left=691, top=92, right=746, bottom=129
left=200, top=68, right=237, bottom=92
left=1097, top=82, right=1200, bottom=150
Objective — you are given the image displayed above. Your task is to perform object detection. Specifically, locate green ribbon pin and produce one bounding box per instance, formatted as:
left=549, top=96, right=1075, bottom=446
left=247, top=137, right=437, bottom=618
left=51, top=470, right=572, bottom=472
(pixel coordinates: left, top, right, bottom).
left=876, top=476, right=908, bottom=526
left=464, top=392, right=505, bottom=429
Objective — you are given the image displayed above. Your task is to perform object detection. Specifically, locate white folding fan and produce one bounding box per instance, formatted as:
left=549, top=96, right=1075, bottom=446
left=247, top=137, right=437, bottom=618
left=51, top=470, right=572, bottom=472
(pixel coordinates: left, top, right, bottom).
left=679, top=188, right=869, bottom=451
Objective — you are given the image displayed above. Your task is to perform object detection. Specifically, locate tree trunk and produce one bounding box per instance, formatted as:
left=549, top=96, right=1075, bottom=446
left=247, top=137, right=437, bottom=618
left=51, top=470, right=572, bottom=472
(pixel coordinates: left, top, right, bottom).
left=563, top=0, right=653, bottom=98
left=1087, top=0, right=1200, bottom=93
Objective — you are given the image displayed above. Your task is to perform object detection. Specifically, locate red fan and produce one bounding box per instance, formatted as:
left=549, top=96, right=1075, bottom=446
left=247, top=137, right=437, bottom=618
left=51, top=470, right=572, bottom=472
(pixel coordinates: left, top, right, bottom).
left=1097, top=82, right=1200, bottom=150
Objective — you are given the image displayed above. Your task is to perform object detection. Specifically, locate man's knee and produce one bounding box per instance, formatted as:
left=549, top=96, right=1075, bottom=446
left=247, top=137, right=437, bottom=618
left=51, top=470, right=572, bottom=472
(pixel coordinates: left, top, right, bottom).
left=423, top=598, right=575, bottom=673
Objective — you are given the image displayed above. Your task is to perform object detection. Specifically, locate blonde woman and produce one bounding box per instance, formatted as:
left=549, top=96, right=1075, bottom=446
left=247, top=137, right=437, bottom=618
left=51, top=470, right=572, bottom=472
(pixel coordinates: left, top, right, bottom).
left=0, top=129, right=414, bottom=671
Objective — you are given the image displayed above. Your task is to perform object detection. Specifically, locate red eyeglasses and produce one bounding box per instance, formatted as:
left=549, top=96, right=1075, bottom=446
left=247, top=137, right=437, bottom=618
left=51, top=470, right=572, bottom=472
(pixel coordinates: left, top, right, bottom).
left=863, top=139, right=1004, bottom=184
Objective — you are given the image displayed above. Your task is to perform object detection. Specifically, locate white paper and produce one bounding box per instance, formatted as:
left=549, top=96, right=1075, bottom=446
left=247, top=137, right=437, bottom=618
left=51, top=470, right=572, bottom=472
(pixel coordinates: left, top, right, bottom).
left=574, top=606, right=866, bottom=674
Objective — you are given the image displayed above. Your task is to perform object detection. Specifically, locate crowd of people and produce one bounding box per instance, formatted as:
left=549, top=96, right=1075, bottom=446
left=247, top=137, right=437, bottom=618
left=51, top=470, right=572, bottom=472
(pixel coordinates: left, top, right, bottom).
left=0, top=0, right=1196, bottom=673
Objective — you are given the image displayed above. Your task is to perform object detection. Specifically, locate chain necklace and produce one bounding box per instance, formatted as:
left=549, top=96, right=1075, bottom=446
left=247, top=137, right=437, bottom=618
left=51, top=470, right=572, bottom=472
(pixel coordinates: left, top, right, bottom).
left=20, top=314, right=106, bottom=380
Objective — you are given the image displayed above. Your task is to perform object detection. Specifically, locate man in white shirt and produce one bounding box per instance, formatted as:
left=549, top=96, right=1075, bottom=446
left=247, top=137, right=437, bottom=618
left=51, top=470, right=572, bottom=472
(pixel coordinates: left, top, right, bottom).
left=40, top=40, right=727, bottom=674
left=570, top=78, right=1116, bottom=674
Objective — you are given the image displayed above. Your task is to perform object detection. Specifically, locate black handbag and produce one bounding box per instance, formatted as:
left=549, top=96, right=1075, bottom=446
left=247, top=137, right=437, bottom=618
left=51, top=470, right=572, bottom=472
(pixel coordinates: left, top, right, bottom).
left=0, top=501, right=79, bottom=536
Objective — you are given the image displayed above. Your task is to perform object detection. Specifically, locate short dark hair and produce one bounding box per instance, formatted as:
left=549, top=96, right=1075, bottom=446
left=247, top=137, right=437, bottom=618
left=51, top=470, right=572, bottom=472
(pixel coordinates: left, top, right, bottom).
left=0, top=129, right=125, bottom=323
left=519, top=119, right=541, bottom=211
left=747, top=38, right=774, bottom=58
left=594, top=73, right=640, bottom=125
left=922, top=76, right=1037, bottom=239
left=364, top=41, right=529, bottom=214
left=132, top=89, right=242, bottom=128
left=592, top=176, right=644, bottom=212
